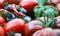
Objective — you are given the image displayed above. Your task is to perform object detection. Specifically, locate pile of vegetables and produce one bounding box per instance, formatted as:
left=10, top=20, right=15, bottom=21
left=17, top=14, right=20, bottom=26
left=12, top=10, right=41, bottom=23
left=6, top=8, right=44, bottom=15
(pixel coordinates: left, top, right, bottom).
left=0, top=0, right=60, bottom=36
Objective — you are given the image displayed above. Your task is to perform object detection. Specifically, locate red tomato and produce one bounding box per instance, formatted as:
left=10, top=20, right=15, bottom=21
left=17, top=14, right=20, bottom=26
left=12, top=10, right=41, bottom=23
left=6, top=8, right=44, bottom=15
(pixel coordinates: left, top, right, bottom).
left=32, top=30, right=41, bottom=36
left=0, top=26, right=5, bottom=36
left=0, top=16, right=6, bottom=24
left=4, top=18, right=26, bottom=35
left=40, top=28, right=56, bottom=36
left=19, top=0, right=38, bottom=12
left=55, top=16, right=60, bottom=29
left=7, top=0, right=22, bottom=4
left=25, top=20, right=43, bottom=36
left=54, top=29, right=60, bottom=36
left=56, top=3, right=60, bottom=15
left=47, top=0, right=60, bottom=5
left=0, top=0, right=6, bottom=8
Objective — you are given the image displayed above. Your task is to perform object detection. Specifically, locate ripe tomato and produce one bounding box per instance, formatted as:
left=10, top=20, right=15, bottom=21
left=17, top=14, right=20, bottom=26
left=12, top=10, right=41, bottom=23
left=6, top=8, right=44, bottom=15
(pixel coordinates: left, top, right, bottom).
left=32, top=30, right=41, bottom=36
left=0, top=0, right=6, bottom=8
left=54, top=29, right=60, bottom=36
left=56, top=3, right=60, bottom=15
left=0, top=16, right=6, bottom=24
left=55, top=16, right=60, bottom=29
left=4, top=18, right=26, bottom=35
left=19, top=0, right=38, bottom=12
left=7, top=0, right=22, bottom=4
left=47, top=0, right=60, bottom=5
left=25, top=20, right=43, bottom=36
left=0, top=26, right=5, bottom=36
left=40, top=28, right=56, bottom=36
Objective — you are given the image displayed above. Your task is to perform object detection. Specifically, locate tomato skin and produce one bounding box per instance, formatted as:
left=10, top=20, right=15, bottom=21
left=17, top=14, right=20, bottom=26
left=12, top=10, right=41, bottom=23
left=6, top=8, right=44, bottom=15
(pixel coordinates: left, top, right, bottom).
left=0, top=0, right=6, bottom=8
left=19, top=0, right=38, bottom=12
left=7, top=0, right=13, bottom=4
left=0, top=16, right=6, bottom=24
left=4, top=18, right=26, bottom=35
left=40, top=28, right=56, bottom=36
left=55, top=16, right=60, bottom=29
left=47, top=0, right=60, bottom=5
left=0, top=26, right=5, bottom=36
left=7, top=0, right=22, bottom=4
left=32, top=30, right=41, bottom=36
left=25, top=20, right=43, bottom=36
left=54, top=29, right=60, bottom=36
left=56, top=3, right=60, bottom=15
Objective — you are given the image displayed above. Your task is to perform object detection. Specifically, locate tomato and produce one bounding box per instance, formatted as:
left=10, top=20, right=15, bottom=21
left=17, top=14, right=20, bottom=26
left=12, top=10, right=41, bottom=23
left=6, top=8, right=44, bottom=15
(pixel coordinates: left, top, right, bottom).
left=0, top=0, right=6, bottom=8
left=19, top=0, right=38, bottom=12
left=25, top=20, right=43, bottom=36
left=54, top=29, right=60, bottom=36
left=47, top=0, right=60, bottom=5
left=56, top=3, right=60, bottom=15
left=0, top=16, right=6, bottom=24
left=0, top=26, right=5, bottom=36
left=55, top=16, right=60, bottom=29
left=39, top=28, right=56, bottom=36
left=32, top=30, right=41, bottom=36
left=4, top=18, right=26, bottom=35
left=7, top=0, right=22, bottom=4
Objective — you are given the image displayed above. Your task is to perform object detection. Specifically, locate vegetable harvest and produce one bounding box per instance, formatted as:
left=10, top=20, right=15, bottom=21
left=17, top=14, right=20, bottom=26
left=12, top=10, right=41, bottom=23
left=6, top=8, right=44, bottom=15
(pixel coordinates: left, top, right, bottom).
left=0, top=0, right=60, bottom=36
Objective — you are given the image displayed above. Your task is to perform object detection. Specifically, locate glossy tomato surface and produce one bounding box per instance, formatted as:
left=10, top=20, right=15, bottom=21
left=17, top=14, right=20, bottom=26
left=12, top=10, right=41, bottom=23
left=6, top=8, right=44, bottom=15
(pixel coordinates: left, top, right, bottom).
left=32, top=30, right=41, bottom=36
left=0, top=0, right=6, bottom=8
left=40, top=28, right=56, bottom=36
left=25, top=20, right=43, bottom=36
left=4, top=18, right=26, bottom=35
left=19, top=0, right=38, bottom=12
left=7, top=0, right=22, bottom=4
left=0, top=26, right=5, bottom=36
left=56, top=3, right=60, bottom=15
left=55, top=16, right=60, bottom=29
left=0, top=16, right=6, bottom=24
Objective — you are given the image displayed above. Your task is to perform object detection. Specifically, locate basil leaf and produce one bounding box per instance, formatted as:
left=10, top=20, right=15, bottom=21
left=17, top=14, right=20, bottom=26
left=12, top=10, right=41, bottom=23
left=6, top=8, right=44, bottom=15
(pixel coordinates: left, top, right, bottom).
left=37, top=0, right=48, bottom=5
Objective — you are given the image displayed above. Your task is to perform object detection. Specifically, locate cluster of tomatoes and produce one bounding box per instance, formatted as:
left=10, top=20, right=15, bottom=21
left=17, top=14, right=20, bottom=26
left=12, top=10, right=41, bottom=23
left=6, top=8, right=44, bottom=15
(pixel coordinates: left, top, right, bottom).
left=0, top=0, right=60, bottom=36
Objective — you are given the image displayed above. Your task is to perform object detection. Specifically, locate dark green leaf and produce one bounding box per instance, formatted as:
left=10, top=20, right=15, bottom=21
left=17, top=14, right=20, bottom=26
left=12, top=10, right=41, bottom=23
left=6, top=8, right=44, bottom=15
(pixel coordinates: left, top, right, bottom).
left=45, top=18, right=56, bottom=28
left=34, top=5, right=58, bottom=19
